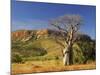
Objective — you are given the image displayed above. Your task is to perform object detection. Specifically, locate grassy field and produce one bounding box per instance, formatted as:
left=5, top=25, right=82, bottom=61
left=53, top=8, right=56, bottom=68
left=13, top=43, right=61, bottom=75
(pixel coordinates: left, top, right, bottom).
left=12, top=60, right=96, bottom=75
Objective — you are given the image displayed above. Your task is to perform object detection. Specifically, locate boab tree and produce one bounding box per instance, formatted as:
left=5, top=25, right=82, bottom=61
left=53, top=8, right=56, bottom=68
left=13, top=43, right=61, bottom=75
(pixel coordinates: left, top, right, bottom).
left=50, top=15, right=82, bottom=66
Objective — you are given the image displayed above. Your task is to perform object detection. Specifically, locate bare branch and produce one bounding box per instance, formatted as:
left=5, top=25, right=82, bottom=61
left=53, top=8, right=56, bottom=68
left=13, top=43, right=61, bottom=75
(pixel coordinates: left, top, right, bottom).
left=51, top=23, right=68, bottom=33
left=50, top=14, right=82, bottom=46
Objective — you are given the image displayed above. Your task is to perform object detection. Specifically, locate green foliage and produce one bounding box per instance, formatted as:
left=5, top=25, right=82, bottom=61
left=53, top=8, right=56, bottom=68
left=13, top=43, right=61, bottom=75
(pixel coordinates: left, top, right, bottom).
left=73, top=34, right=96, bottom=64
left=77, top=41, right=95, bottom=64
left=12, top=52, right=24, bottom=63
left=71, top=34, right=96, bottom=64
left=73, top=44, right=85, bottom=64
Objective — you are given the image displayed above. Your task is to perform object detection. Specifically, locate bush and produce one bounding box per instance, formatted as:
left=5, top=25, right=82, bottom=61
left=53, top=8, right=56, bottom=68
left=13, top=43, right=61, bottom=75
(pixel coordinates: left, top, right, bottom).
left=73, top=44, right=85, bottom=64
left=55, top=56, right=59, bottom=60
left=12, top=53, right=24, bottom=63
left=75, top=41, right=95, bottom=64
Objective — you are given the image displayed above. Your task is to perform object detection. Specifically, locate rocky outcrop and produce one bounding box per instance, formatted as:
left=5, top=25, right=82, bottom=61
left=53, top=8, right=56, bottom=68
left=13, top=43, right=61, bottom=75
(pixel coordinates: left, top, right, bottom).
left=11, top=30, right=35, bottom=41
left=36, top=29, right=49, bottom=39
left=11, top=29, right=65, bottom=41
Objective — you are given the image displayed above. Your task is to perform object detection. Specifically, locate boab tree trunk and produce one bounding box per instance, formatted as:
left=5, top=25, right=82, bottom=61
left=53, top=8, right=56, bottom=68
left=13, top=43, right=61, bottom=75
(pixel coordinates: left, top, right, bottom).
left=63, top=47, right=70, bottom=65
left=63, top=43, right=73, bottom=66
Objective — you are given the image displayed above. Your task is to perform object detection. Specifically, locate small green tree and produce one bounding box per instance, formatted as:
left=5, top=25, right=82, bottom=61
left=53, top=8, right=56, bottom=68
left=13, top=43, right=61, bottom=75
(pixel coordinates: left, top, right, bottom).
left=77, top=35, right=96, bottom=64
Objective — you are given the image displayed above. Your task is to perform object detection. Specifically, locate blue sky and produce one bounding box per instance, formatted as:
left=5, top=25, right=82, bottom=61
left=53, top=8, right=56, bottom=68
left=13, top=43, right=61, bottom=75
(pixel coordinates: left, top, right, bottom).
left=11, top=1, right=96, bottom=39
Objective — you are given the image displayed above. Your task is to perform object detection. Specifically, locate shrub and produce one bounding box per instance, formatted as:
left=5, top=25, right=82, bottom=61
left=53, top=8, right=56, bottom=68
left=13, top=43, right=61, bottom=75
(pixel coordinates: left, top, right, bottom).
left=55, top=56, right=59, bottom=60
left=12, top=53, right=24, bottom=63
left=76, top=41, right=95, bottom=64
left=73, top=44, right=85, bottom=64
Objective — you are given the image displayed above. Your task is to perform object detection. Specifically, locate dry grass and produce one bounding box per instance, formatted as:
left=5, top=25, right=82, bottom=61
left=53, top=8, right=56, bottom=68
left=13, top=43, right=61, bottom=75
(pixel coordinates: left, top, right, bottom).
left=12, top=60, right=96, bottom=75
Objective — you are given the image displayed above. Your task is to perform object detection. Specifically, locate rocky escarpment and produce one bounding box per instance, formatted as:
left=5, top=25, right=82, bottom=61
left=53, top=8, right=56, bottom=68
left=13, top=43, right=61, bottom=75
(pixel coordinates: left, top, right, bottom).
left=11, top=29, right=63, bottom=42
left=11, top=30, right=36, bottom=42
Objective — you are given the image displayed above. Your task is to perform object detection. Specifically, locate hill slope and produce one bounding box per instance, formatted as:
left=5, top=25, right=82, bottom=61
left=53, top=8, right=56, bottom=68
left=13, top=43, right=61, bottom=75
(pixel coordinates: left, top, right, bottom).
left=11, top=29, right=95, bottom=64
